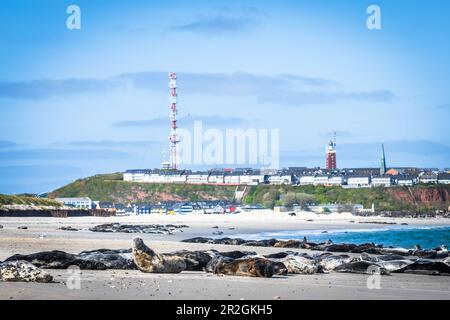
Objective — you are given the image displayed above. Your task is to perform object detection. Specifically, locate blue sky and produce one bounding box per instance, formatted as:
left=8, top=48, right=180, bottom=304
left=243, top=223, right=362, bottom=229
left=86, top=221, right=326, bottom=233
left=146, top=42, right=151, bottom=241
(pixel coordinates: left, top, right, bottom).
left=0, top=0, right=449, bottom=194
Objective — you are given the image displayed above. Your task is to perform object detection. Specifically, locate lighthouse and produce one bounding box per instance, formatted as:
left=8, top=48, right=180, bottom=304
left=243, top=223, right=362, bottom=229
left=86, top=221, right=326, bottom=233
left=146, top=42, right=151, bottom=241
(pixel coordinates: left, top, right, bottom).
left=326, top=132, right=337, bottom=170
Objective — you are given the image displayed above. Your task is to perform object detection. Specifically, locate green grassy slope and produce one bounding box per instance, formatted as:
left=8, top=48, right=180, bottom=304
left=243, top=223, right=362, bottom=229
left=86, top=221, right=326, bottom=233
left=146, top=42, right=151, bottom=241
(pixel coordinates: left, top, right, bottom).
left=0, top=194, right=63, bottom=207
left=48, top=173, right=237, bottom=203
left=243, top=184, right=450, bottom=212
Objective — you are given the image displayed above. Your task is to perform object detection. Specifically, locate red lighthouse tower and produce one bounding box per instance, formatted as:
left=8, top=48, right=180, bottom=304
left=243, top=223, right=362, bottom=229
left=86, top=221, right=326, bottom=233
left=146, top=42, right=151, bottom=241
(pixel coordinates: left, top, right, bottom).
left=326, top=133, right=337, bottom=170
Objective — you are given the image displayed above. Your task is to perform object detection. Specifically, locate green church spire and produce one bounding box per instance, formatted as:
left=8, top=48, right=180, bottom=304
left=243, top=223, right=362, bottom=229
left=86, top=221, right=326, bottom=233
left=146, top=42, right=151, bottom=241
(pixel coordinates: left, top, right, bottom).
left=380, top=143, right=386, bottom=175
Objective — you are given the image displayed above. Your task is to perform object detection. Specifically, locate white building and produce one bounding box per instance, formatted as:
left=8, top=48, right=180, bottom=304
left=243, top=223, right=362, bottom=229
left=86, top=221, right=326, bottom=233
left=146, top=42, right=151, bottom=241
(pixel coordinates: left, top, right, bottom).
left=123, top=170, right=149, bottom=182
left=299, top=176, right=315, bottom=185
left=55, top=197, right=92, bottom=209
left=208, top=174, right=224, bottom=184
left=224, top=174, right=241, bottom=185
left=371, top=176, right=392, bottom=187
left=269, top=175, right=292, bottom=185
left=419, top=174, right=438, bottom=184
left=186, top=173, right=209, bottom=184
left=347, top=176, right=371, bottom=187
left=238, top=174, right=266, bottom=185
left=438, top=173, right=450, bottom=184
left=328, top=176, right=344, bottom=185
left=314, top=176, right=329, bottom=185
left=396, top=177, right=416, bottom=186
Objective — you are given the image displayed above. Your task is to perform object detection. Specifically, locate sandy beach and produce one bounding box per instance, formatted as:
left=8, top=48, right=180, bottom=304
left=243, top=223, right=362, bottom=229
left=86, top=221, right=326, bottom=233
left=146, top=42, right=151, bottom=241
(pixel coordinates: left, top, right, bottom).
left=1, top=212, right=450, bottom=300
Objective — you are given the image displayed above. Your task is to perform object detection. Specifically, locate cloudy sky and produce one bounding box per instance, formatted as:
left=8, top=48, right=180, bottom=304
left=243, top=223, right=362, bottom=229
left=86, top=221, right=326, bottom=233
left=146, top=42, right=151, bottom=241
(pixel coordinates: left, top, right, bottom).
left=1, top=0, right=449, bottom=194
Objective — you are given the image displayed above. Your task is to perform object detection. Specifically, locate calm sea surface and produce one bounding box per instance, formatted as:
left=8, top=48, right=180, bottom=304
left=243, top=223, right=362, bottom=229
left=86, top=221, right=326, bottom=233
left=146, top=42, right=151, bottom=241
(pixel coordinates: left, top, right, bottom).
left=231, top=225, right=450, bottom=249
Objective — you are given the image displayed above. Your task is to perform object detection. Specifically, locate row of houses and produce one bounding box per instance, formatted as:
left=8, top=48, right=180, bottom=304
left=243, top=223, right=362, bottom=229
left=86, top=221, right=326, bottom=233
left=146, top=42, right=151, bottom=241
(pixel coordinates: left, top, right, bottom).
left=123, top=168, right=269, bottom=185
left=53, top=198, right=245, bottom=215
left=124, top=168, right=450, bottom=188
left=53, top=196, right=374, bottom=215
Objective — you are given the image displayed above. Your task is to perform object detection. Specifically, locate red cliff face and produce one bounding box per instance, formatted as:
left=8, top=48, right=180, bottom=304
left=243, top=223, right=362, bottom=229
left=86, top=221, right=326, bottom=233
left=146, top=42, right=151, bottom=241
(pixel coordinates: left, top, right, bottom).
left=387, top=187, right=450, bottom=206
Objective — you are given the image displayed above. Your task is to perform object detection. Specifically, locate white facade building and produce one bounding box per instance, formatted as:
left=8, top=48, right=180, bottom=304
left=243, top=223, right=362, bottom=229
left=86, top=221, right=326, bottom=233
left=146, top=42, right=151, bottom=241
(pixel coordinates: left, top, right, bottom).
left=314, top=176, right=329, bottom=185
left=299, top=176, right=315, bottom=185
left=55, top=197, right=92, bottom=209
left=371, top=177, right=392, bottom=187
left=347, top=177, right=371, bottom=187
left=328, top=176, right=344, bottom=185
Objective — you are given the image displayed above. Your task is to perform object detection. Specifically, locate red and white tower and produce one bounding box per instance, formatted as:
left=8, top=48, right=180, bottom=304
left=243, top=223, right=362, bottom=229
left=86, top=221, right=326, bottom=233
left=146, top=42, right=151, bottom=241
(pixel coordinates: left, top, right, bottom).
left=168, top=72, right=179, bottom=170
left=326, top=132, right=337, bottom=170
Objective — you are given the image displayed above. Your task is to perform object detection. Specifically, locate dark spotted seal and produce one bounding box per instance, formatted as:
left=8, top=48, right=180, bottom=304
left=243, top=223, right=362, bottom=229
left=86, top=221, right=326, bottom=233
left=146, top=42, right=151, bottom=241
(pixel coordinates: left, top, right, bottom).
left=132, top=237, right=186, bottom=273
left=214, top=258, right=286, bottom=277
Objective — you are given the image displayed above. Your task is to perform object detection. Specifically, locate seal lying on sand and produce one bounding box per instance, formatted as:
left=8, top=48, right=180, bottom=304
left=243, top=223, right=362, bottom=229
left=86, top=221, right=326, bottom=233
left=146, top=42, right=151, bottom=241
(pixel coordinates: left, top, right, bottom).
left=5, top=250, right=109, bottom=270
left=205, top=255, right=235, bottom=273
left=317, top=255, right=357, bottom=272
left=214, top=258, right=287, bottom=277
left=393, top=260, right=450, bottom=275
left=0, top=260, right=53, bottom=283
left=334, top=261, right=389, bottom=275
left=132, top=237, right=186, bottom=273
left=281, top=256, right=322, bottom=274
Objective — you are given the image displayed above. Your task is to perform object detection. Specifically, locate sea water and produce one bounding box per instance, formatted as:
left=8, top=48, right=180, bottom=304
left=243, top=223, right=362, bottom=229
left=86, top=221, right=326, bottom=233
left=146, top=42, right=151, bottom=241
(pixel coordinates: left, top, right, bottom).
left=231, top=225, right=450, bottom=249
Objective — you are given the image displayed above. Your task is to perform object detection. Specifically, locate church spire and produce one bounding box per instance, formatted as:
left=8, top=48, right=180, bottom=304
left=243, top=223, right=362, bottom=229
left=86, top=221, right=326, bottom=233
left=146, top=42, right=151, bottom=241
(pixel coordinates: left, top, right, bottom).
left=380, top=142, right=386, bottom=175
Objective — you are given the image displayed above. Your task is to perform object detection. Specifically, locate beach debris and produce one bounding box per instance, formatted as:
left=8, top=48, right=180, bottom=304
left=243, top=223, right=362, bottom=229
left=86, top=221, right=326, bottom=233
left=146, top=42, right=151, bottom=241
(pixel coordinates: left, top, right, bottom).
left=17, top=226, right=27, bottom=230
left=58, top=226, right=79, bottom=231
left=0, top=260, right=53, bottom=283
left=39, top=233, right=47, bottom=239
left=0, top=224, right=3, bottom=229
left=273, top=296, right=281, bottom=299
left=90, top=223, right=188, bottom=234
left=212, top=231, right=223, bottom=235
left=212, top=226, right=219, bottom=229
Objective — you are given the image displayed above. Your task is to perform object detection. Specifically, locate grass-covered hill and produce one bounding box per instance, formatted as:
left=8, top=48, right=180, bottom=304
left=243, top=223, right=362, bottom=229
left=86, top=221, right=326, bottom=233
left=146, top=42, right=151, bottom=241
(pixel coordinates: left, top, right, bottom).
left=0, top=194, right=62, bottom=207
left=48, top=173, right=450, bottom=212
left=48, top=173, right=238, bottom=203
left=242, top=184, right=450, bottom=212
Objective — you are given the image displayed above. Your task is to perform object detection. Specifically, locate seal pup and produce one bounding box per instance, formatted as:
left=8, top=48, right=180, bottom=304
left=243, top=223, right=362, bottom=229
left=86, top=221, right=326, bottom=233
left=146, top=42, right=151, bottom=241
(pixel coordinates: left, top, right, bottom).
left=214, top=258, right=286, bottom=277
left=132, top=237, right=186, bottom=273
left=0, top=260, right=53, bottom=283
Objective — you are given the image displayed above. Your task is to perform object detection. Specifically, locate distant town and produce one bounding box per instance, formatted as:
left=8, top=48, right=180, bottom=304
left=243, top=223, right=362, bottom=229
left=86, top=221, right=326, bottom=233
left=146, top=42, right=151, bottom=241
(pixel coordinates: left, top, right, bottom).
left=122, top=140, right=450, bottom=188
left=51, top=73, right=450, bottom=216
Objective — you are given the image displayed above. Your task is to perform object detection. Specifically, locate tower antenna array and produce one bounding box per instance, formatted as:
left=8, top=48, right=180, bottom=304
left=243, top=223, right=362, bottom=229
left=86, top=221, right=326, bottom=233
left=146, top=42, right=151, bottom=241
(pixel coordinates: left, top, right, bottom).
left=168, top=72, right=179, bottom=170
